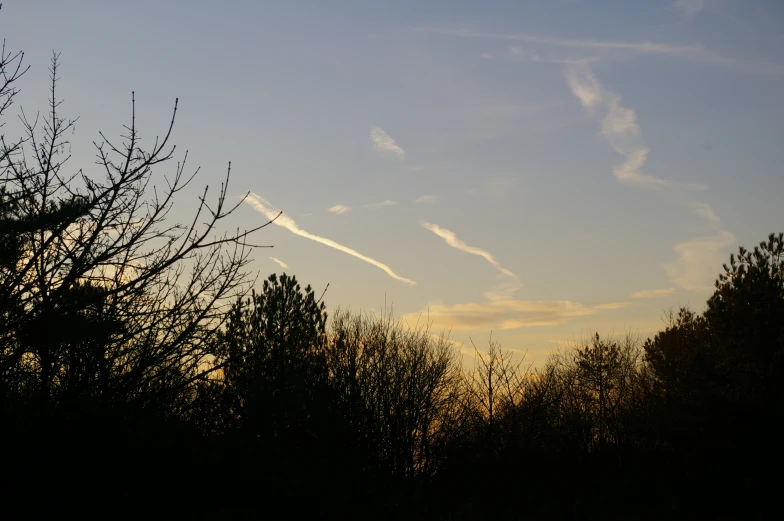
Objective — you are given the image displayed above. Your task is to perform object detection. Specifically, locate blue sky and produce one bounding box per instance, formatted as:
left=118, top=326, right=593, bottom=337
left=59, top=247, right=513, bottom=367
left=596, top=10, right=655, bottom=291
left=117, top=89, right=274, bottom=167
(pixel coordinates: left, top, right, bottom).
left=3, top=0, right=783, bottom=363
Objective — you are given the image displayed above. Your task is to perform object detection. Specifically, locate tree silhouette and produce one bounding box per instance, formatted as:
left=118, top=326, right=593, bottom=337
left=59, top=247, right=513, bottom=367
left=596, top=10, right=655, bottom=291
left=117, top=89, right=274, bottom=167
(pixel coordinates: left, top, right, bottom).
left=573, top=333, right=637, bottom=449
left=0, top=47, right=271, bottom=479
left=326, top=308, right=462, bottom=512
left=216, top=272, right=329, bottom=438
left=705, top=233, right=784, bottom=403
left=640, top=234, right=784, bottom=516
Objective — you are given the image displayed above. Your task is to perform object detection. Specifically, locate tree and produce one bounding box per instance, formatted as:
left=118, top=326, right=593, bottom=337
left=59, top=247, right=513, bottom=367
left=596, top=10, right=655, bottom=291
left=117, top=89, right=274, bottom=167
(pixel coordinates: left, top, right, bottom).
left=645, top=234, right=784, bottom=424
left=0, top=36, right=29, bottom=347
left=215, top=272, right=329, bottom=438
left=205, top=272, right=334, bottom=509
left=444, top=339, right=531, bottom=520
left=462, top=339, right=527, bottom=438
left=641, top=235, right=784, bottom=515
left=0, top=47, right=271, bottom=450
left=704, top=232, right=784, bottom=404
left=573, top=333, right=641, bottom=449
left=540, top=333, right=642, bottom=454
left=326, top=308, right=462, bottom=510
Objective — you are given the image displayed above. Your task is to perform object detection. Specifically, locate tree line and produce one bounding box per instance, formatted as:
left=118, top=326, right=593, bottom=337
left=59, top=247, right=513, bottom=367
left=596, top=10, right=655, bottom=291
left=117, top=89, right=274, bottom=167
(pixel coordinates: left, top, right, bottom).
left=1, top=27, right=782, bottom=520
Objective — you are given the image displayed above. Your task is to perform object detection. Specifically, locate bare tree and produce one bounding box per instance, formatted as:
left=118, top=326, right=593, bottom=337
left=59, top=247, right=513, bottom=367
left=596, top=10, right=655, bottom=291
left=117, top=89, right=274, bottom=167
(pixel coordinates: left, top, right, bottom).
left=326, top=308, right=462, bottom=485
left=541, top=332, right=643, bottom=452
left=0, top=35, right=28, bottom=162
left=0, top=51, right=272, bottom=415
left=461, top=337, right=528, bottom=451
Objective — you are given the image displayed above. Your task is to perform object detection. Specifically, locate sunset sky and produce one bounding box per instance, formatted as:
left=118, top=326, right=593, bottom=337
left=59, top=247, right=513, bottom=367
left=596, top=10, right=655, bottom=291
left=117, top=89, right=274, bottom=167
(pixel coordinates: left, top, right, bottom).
left=3, top=0, right=783, bottom=363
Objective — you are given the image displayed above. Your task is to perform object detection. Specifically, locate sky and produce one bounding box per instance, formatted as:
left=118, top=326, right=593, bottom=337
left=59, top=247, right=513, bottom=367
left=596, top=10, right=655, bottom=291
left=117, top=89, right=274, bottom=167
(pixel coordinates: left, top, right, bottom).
left=3, top=0, right=783, bottom=364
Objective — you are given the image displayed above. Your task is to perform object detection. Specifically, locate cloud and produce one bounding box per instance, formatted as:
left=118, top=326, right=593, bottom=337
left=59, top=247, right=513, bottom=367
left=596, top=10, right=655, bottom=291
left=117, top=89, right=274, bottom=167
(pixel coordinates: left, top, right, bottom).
left=421, top=221, right=522, bottom=299
left=565, top=65, right=602, bottom=109
left=403, top=299, right=595, bottom=331
left=566, top=62, right=697, bottom=190
left=414, top=26, right=701, bottom=55
left=414, top=195, right=437, bottom=203
left=244, top=193, right=416, bottom=286
left=363, top=200, right=398, bottom=209
left=612, top=147, right=674, bottom=190
left=691, top=201, right=721, bottom=224
left=674, top=0, right=705, bottom=20
left=565, top=63, right=734, bottom=294
left=403, top=297, right=636, bottom=332
left=421, top=24, right=784, bottom=76
left=631, top=288, right=676, bottom=299
left=602, top=96, right=640, bottom=138
left=328, top=204, right=351, bottom=215
left=411, top=221, right=630, bottom=332
left=269, top=257, right=289, bottom=269
left=422, top=222, right=508, bottom=272
left=370, top=127, right=406, bottom=160
left=664, top=230, right=735, bottom=292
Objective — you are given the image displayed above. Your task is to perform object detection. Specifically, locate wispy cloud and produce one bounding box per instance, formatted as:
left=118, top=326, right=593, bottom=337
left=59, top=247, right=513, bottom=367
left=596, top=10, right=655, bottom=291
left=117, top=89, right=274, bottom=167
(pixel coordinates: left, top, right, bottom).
left=413, top=222, right=628, bottom=331
left=328, top=204, right=351, bottom=215
left=565, top=65, right=602, bottom=109
left=404, top=300, right=595, bottom=331
left=269, top=257, right=289, bottom=269
left=414, top=195, right=437, bottom=203
left=421, top=222, right=513, bottom=275
left=363, top=200, right=398, bottom=209
left=370, top=127, right=406, bottom=160
left=567, top=63, right=677, bottom=190
left=631, top=288, right=676, bottom=299
left=245, top=193, right=416, bottom=286
left=403, top=296, right=635, bottom=332
left=691, top=201, right=721, bottom=224
left=567, top=64, right=710, bottom=191
left=674, top=0, right=706, bottom=21
left=414, top=26, right=702, bottom=55
left=421, top=24, right=784, bottom=76
left=565, top=63, right=735, bottom=292
left=421, top=221, right=521, bottom=300
left=664, top=230, right=735, bottom=292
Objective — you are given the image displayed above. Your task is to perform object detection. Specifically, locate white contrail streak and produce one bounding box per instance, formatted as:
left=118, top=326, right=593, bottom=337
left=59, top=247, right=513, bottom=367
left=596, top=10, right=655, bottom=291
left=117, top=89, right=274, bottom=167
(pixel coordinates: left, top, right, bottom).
left=421, top=222, right=511, bottom=274
left=421, top=221, right=521, bottom=298
left=245, top=193, right=416, bottom=286
left=269, top=257, right=289, bottom=269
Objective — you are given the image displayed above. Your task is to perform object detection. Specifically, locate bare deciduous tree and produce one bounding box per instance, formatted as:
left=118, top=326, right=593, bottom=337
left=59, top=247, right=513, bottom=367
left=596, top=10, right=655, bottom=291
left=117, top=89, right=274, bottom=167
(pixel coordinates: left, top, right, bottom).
left=327, top=308, right=462, bottom=484
left=0, top=51, right=272, bottom=415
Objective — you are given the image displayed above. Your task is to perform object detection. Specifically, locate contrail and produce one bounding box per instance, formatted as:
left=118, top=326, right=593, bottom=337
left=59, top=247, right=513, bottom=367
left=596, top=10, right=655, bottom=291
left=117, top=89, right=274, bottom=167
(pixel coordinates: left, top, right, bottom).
left=421, top=221, right=512, bottom=275
left=421, top=221, right=521, bottom=298
left=269, top=257, right=289, bottom=269
left=245, top=193, right=416, bottom=286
